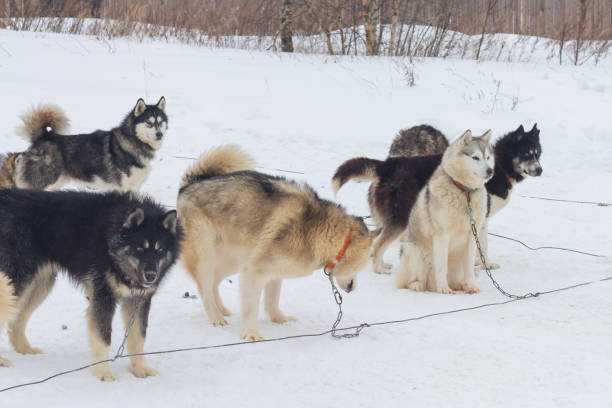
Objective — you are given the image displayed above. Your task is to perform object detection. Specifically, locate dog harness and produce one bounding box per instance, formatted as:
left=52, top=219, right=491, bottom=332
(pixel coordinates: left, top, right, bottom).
left=324, top=230, right=352, bottom=273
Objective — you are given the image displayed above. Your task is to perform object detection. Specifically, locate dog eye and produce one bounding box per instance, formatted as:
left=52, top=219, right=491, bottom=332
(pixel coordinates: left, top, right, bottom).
left=147, top=123, right=154, bottom=128
left=136, top=248, right=144, bottom=253
left=472, top=156, right=480, bottom=161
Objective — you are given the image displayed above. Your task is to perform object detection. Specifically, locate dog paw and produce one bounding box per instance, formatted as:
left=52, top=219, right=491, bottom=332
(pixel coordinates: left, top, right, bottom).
left=408, top=281, right=424, bottom=292
left=241, top=328, right=263, bottom=342
left=130, top=364, right=159, bottom=378
left=461, top=283, right=480, bottom=294
left=15, top=345, right=43, bottom=355
left=374, top=264, right=393, bottom=275
left=449, top=282, right=463, bottom=291
left=436, top=286, right=455, bottom=295
left=210, top=316, right=229, bottom=327
left=270, top=313, right=297, bottom=324
left=0, top=357, right=12, bottom=367
left=92, top=366, right=116, bottom=382
left=480, top=262, right=500, bottom=270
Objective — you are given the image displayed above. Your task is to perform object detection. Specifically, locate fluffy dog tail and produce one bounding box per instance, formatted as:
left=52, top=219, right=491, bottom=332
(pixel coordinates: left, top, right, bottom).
left=332, top=157, right=383, bottom=195
left=0, top=273, right=16, bottom=332
left=17, top=103, right=70, bottom=143
left=180, top=144, right=255, bottom=191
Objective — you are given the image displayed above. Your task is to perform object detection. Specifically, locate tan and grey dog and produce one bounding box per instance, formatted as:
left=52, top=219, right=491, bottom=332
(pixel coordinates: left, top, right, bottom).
left=388, top=125, right=448, bottom=158
left=396, top=130, right=494, bottom=294
left=178, top=145, right=375, bottom=341
left=0, top=153, right=20, bottom=188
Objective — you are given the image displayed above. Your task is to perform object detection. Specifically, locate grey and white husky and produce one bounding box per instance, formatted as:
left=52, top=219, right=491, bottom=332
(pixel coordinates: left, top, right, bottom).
left=388, top=123, right=543, bottom=269
left=395, top=130, right=494, bottom=293
left=14, top=97, right=167, bottom=192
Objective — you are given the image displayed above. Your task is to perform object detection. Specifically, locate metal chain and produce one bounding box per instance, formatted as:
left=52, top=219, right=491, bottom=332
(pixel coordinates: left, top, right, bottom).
left=323, top=268, right=369, bottom=339
left=114, top=295, right=143, bottom=358
left=466, top=193, right=540, bottom=300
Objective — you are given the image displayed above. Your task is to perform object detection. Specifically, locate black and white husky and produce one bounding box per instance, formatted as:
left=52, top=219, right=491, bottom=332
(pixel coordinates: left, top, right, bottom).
left=15, top=97, right=167, bottom=192
left=0, top=189, right=182, bottom=381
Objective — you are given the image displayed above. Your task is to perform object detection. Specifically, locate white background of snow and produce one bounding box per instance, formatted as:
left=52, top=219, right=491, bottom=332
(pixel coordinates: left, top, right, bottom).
left=0, top=29, right=611, bottom=407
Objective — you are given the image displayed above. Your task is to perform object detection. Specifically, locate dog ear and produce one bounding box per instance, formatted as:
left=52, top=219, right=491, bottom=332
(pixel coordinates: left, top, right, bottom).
left=480, top=130, right=492, bottom=144
left=156, top=96, right=166, bottom=113
left=133, top=98, right=147, bottom=117
left=123, top=208, right=145, bottom=229
left=459, top=130, right=472, bottom=145
left=161, top=210, right=178, bottom=235
left=531, top=123, right=538, bottom=131
left=516, top=124, right=525, bottom=133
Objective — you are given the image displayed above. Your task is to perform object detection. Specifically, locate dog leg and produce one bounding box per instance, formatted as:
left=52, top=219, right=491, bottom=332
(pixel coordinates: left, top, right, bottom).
left=432, top=234, right=453, bottom=294
left=396, top=241, right=425, bottom=292
left=0, top=272, right=16, bottom=367
left=9, top=267, right=57, bottom=355
left=372, top=227, right=401, bottom=274
left=195, top=253, right=228, bottom=327
left=240, top=270, right=266, bottom=341
left=213, top=275, right=231, bottom=317
left=122, top=296, right=158, bottom=378
left=264, top=279, right=296, bottom=324
left=87, top=286, right=117, bottom=381
left=475, top=221, right=500, bottom=270
left=461, top=237, right=480, bottom=294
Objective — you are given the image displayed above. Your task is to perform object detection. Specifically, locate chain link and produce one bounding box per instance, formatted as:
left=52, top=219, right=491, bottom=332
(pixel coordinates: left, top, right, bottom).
left=114, top=294, right=144, bottom=358
left=467, top=194, right=540, bottom=300
left=323, top=268, right=369, bottom=339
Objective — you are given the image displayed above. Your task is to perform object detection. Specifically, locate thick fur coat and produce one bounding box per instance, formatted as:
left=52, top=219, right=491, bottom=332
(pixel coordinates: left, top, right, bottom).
left=178, top=145, right=375, bottom=341
left=0, top=189, right=182, bottom=380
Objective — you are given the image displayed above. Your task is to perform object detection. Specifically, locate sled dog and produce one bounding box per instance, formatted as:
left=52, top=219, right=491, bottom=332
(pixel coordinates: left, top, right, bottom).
left=178, top=145, right=375, bottom=341
left=395, top=130, right=494, bottom=293
left=15, top=97, right=167, bottom=192
left=0, top=189, right=182, bottom=380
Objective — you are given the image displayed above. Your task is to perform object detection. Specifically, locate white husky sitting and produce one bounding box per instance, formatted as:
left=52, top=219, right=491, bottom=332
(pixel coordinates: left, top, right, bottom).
left=396, top=130, right=494, bottom=294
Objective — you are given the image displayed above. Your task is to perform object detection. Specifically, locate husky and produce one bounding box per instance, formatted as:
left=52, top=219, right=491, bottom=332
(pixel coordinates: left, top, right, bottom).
left=333, top=129, right=494, bottom=276
left=387, top=123, right=543, bottom=268
left=0, top=152, right=20, bottom=188
left=15, top=97, right=167, bottom=192
left=388, top=125, right=448, bottom=158
left=177, top=145, right=376, bottom=341
left=0, top=189, right=182, bottom=380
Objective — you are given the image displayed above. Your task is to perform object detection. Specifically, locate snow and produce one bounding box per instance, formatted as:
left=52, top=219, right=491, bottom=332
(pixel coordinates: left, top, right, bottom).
left=0, top=29, right=611, bottom=407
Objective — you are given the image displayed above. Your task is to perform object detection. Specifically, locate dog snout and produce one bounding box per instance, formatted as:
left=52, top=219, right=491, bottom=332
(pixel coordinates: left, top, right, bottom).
left=486, top=168, right=493, bottom=177
left=535, top=166, right=543, bottom=176
left=340, top=279, right=356, bottom=293
left=155, top=131, right=163, bottom=140
left=143, top=271, right=157, bottom=285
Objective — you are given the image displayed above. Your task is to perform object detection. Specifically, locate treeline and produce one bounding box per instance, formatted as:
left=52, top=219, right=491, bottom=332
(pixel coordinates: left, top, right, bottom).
left=1, top=0, right=610, bottom=62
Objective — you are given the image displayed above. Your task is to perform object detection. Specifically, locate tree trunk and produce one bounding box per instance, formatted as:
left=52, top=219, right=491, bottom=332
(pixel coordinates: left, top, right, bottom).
left=363, top=0, right=378, bottom=56
left=280, top=0, right=294, bottom=53
left=388, top=0, right=399, bottom=55
left=335, top=0, right=345, bottom=55
left=476, top=0, right=499, bottom=60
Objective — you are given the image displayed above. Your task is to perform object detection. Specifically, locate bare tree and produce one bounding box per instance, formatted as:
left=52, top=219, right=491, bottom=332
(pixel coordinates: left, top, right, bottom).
left=281, top=0, right=294, bottom=52
left=362, top=0, right=378, bottom=56
left=476, top=0, right=501, bottom=60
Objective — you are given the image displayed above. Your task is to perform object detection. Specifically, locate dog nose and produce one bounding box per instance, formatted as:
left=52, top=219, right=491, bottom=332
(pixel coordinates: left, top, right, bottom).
left=155, top=131, right=163, bottom=140
left=535, top=167, right=543, bottom=176
left=143, top=271, right=157, bottom=284
left=486, top=168, right=493, bottom=177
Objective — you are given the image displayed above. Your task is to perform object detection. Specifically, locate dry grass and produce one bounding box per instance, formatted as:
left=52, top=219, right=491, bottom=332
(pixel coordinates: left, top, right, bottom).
left=0, top=0, right=609, bottom=63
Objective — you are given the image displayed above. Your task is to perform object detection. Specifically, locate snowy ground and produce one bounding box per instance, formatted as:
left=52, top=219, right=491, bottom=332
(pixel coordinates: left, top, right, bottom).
left=0, top=29, right=611, bottom=407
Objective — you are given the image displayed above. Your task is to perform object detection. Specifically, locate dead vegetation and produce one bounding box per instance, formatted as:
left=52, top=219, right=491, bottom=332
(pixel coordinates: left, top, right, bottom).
left=1, top=0, right=610, bottom=63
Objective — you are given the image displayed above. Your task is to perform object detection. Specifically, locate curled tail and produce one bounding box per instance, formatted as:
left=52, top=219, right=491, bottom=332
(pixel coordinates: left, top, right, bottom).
left=332, top=157, right=382, bottom=195
left=0, top=273, right=16, bottom=331
left=180, top=144, right=255, bottom=191
left=16, top=103, right=70, bottom=143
